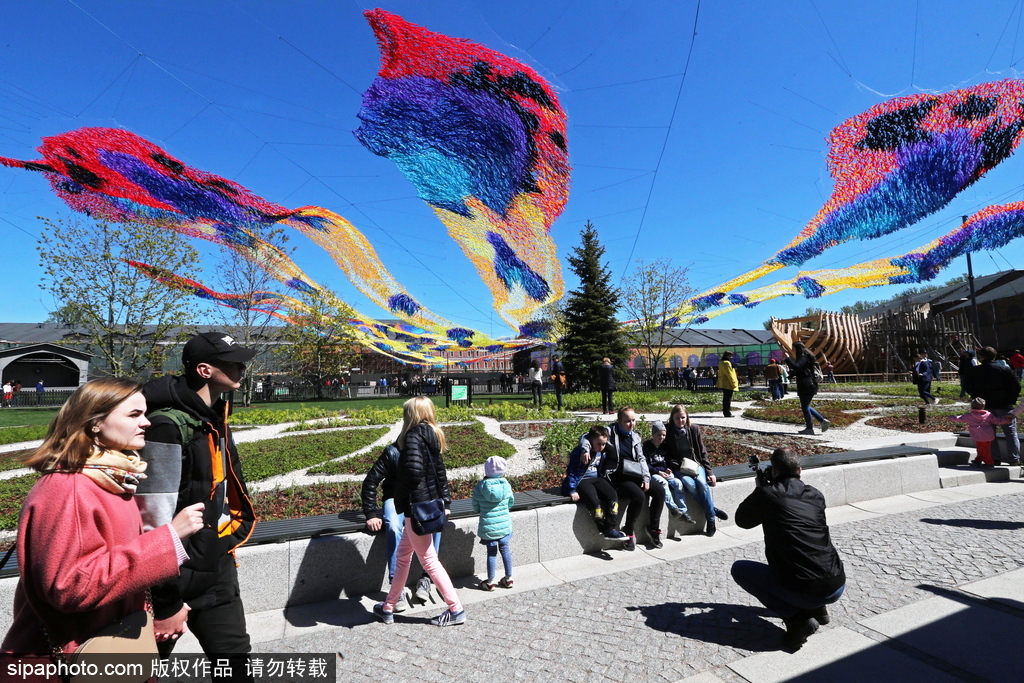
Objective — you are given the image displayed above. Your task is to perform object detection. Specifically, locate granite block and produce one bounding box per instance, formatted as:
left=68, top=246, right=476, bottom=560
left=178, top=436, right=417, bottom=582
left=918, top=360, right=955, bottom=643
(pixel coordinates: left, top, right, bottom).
left=899, top=453, right=939, bottom=494
left=843, top=459, right=903, bottom=503
left=802, top=465, right=848, bottom=506
left=236, top=542, right=291, bottom=613
left=287, top=532, right=381, bottom=606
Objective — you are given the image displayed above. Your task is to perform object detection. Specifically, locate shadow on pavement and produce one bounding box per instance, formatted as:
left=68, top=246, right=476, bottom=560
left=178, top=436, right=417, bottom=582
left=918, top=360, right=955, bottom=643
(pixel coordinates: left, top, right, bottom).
left=627, top=601, right=781, bottom=652
left=919, top=517, right=1024, bottom=530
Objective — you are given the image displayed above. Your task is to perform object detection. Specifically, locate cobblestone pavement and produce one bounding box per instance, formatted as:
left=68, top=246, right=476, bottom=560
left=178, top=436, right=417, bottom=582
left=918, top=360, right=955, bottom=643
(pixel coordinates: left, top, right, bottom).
left=256, top=491, right=1024, bottom=682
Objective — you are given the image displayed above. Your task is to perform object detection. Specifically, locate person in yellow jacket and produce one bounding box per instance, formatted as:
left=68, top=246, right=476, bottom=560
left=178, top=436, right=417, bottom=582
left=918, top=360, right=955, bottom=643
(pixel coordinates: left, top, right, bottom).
left=716, top=351, right=739, bottom=417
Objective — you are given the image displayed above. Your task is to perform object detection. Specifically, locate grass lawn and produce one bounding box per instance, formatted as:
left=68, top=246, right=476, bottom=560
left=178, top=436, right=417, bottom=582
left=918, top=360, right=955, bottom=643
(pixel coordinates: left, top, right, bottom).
left=236, top=427, right=389, bottom=481
left=0, top=409, right=59, bottom=429
left=0, top=474, right=39, bottom=531
left=308, top=421, right=515, bottom=475
left=0, top=425, right=49, bottom=446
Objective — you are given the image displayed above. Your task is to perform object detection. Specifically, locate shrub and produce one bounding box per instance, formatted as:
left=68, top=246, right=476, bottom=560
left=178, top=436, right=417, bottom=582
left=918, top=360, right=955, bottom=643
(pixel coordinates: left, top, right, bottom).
left=236, top=427, right=388, bottom=481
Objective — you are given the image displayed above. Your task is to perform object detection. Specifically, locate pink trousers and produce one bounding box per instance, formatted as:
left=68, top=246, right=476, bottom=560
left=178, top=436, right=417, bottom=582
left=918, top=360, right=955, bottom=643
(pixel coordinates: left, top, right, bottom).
left=384, top=518, right=462, bottom=613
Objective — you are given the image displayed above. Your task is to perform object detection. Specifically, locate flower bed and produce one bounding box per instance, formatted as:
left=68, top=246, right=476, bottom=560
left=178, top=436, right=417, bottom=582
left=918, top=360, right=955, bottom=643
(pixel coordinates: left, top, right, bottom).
left=863, top=408, right=965, bottom=433
left=741, top=400, right=864, bottom=428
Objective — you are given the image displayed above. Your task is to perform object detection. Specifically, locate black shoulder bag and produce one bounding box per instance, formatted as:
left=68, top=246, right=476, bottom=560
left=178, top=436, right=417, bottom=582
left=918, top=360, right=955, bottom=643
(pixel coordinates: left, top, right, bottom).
left=410, top=448, right=447, bottom=535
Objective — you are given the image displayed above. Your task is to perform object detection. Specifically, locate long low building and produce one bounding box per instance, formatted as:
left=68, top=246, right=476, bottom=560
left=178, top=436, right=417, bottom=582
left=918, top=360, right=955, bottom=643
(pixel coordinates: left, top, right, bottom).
left=627, top=327, right=782, bottom=370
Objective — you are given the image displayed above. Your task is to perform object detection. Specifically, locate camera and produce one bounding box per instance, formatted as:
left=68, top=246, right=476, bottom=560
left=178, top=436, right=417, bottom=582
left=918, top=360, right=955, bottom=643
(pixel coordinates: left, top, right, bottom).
left=748, top=455, right=773, bottom=486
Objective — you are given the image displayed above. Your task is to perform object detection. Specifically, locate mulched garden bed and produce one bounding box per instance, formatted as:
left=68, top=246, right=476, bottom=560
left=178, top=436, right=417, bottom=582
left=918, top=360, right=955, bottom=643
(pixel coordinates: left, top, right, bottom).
left=863, top=408, right=965, bottom=433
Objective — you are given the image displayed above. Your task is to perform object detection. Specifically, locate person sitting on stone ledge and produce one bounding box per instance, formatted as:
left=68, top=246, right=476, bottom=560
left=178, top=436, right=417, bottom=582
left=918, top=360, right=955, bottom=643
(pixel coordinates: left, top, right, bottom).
left=562, top=425, right=629, bottom=543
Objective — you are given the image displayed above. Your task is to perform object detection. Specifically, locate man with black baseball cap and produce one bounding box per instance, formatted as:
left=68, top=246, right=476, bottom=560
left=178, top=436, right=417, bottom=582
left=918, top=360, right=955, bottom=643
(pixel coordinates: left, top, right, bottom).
left=136, top=332, right=257, bottom=680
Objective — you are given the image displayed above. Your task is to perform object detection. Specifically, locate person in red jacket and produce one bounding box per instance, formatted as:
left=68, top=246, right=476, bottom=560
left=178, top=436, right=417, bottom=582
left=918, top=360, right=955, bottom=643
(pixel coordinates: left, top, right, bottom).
left=1, top=378, right=203, bottom=671
left=1010, top=349, right=1024, bottom=381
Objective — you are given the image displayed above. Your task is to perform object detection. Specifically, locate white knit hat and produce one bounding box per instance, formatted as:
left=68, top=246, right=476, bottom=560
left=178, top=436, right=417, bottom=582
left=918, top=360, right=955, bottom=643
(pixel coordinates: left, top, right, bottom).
left=484, top=456, right=508, bottom=478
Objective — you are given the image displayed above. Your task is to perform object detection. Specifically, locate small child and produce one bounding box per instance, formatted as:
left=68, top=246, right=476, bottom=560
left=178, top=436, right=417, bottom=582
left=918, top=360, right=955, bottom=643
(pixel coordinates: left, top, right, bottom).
left=472, top=456, right=515, bottom=591
left=948, top=397, right=1023, bottom=467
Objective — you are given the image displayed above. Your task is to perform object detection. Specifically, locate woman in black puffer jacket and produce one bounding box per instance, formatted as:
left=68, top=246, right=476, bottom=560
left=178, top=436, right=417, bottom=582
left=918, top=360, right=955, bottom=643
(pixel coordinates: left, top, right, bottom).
left=375, top=397, right=465, bottom=627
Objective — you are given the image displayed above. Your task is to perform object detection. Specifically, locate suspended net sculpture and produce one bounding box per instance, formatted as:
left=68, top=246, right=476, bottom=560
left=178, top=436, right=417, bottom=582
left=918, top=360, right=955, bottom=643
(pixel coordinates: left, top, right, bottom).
left=683, top=200, right=1024, bottom=325
left=355, top=9, right=568, bottom=336
left=0, top=9, right=569, bottom=365
left=676, top=79, right=1024, bottom=320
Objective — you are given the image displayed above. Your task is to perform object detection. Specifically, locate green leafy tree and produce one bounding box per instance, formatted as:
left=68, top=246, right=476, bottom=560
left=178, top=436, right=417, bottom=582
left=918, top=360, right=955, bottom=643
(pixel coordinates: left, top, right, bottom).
left=620, top=258, right=695, bottom=378
left=37, top=216, right=201, bottom=378
left=559, top=221, right=630, bottom=390
left=276, top=289, right=360, bottom=399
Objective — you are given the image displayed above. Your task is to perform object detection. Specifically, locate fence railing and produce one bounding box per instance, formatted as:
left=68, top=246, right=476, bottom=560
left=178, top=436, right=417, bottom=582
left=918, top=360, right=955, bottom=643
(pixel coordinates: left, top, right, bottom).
left=0, top=371, right=971, bottom=411
left=2, top=389, right=75, bottom=408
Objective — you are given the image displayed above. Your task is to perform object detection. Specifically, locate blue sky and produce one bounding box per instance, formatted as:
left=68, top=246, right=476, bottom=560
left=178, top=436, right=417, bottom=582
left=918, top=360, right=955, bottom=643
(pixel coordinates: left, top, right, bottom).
left=3, top=0, right=1024, bottom=336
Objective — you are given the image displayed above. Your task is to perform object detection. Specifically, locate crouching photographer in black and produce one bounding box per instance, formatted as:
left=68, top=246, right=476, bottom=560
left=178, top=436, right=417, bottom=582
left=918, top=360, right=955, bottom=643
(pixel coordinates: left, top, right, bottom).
left=731, top=447, right=846, bottom=651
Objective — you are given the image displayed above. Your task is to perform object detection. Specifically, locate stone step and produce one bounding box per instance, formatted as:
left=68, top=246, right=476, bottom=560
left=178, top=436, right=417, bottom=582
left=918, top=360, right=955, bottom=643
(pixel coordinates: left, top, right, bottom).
left=940, top=464, right=1010, bottom=487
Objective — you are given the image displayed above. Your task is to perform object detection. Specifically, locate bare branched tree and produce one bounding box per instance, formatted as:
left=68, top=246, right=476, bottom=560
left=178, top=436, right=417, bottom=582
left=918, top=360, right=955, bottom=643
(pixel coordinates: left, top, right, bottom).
left=620, top=258, right=695, bottom=380
left=213, top=227, right=291, bottom=405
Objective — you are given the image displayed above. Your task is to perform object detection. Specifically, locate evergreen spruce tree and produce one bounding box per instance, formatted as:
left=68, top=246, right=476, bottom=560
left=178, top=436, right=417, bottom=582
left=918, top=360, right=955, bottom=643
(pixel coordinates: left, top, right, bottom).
left=559, top=221, right=630, bottom=390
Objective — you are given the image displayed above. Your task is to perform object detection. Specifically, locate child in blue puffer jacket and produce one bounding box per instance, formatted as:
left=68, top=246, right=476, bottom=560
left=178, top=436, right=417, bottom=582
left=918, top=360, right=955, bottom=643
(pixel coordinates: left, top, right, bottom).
left=472, top=456, right=515, bottom=591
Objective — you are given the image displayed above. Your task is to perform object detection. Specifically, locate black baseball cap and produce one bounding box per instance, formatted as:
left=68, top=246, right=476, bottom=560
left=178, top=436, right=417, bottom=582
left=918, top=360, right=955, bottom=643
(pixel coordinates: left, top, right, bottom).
left=182, top=332, right=257, bottom=367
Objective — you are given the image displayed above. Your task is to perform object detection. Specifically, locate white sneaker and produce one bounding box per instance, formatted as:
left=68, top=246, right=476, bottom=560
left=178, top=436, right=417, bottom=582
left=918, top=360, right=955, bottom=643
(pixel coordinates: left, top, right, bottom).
left=414, top=575, right=433, bottom=603
left=392, top=586, right=411, bottom=613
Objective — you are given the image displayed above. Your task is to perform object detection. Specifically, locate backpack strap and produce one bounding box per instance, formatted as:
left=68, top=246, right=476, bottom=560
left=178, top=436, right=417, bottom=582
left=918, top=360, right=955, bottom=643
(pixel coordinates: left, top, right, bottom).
left=149, top=407, right=205, bottom=446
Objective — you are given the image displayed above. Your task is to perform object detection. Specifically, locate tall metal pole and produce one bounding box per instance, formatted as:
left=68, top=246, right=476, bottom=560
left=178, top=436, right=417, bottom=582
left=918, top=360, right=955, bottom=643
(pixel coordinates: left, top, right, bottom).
left=963, top=215, right=982, bottom=344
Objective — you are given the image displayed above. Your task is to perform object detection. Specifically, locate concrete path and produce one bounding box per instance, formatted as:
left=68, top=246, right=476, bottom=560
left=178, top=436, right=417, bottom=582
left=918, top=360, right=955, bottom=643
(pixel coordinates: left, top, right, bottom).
left=166, top=470, right=1024, bottom=682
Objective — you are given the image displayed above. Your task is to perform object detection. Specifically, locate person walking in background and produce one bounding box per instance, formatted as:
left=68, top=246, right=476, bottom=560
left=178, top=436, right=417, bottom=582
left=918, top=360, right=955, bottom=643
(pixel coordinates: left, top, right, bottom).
left=472, top=456, right=515, bottom=590
left=528, top=359, right=544, bottom=407
left=35, top=379, right=44, bottom=405
left=779, top=361, right=790, bottom=397
left=912, top=350, right=937, bottom=404
left=964, top=346, right=1022, bottom=466
left=957, top=350, right=977, bottom=399
left=1011, top=349, right=1024, bottom=381
left=550, top=355, right=567, bottom=410
left=785, top=342, right=830, bottom=435
left=824, top=362, right=836, bottom=384
left=598, top=357, right=616, bottom=415
left=1, top=381, right=11, bottom=408
left=716, top=351, right=739, bottom=418
left=765, top=359, right=783, bottom=401
left=375, top=397, right=465, bottom=627
left=2, top=379, right=203, bottom=664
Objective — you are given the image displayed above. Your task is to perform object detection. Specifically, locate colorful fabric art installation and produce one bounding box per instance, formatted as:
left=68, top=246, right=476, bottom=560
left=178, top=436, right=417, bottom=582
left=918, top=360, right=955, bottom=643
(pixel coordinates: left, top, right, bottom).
left=355, top=9, right=567, bottom=335
left=676, top=80, right=1024, bottom=321
left=685, top=199, right=1024, bottom=325
left=0, top=10, right=569, bottom=365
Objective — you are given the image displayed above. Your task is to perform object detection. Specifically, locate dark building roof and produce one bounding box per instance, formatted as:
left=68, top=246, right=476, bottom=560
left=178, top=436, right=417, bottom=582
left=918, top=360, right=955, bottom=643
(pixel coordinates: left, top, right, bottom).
left=857, top=270, right=1024, bottom=318
left=656, top=328, right=776, bottom=347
